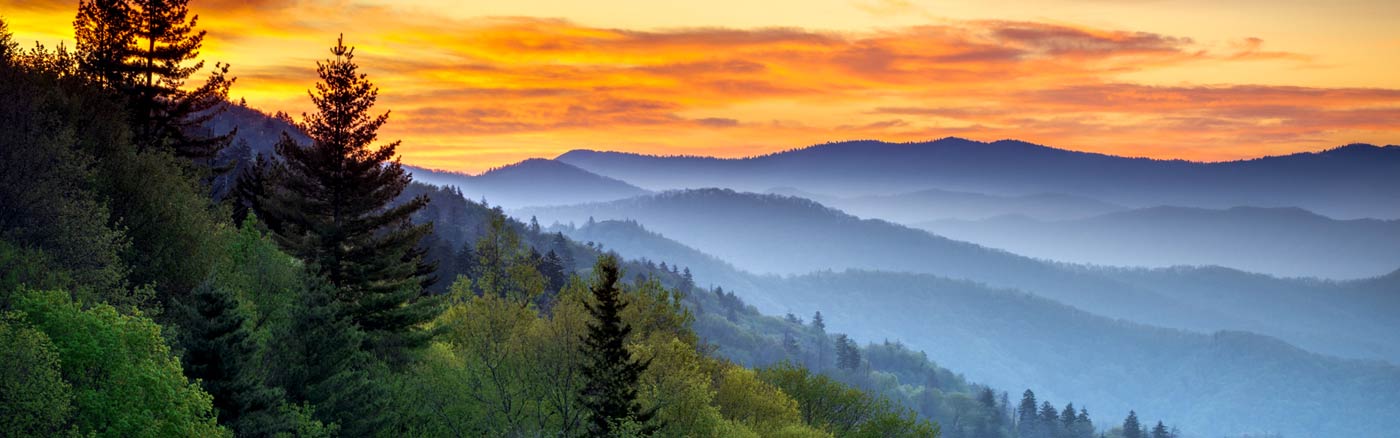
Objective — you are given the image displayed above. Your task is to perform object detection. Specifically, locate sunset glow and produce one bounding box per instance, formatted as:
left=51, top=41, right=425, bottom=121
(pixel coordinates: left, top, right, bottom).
left=4, top=0, right=1398, bottom=172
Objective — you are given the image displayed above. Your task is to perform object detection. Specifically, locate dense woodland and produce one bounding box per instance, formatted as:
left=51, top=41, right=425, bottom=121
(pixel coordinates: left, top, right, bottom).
left=0, top=1, right=1174, bottom=437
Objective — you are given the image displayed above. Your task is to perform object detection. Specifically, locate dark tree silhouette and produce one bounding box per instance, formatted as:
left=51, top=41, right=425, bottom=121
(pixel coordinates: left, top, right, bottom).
left=248, top=35, right=437, bottom=365
left=1123, top=410, right=1143, bottom=438
left=578, top=254, right=656, bottom=436
left=74, top=0, right=235, bottom=163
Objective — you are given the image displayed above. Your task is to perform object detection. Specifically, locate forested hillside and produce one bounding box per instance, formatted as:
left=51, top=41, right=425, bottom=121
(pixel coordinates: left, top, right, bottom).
left=554, top=219, right=1400, bottom=437
left=0, top=12, right=944, bottom=437
left=916, top=206, right=1400, bottom=279
left=518, top=189, right=1400, bottom=365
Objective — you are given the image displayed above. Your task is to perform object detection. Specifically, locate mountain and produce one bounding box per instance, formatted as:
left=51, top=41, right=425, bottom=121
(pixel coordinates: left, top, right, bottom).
left=915, top=206, right=1400, bottom=279
left=406, top=158, right=648, bottom=208
left=553, top=216, right=1400, bottom=438
left=400, top=184, right=1029, bottom=437
left=516, top=189, right=1400, bottom=363
left=557, top=138, right=1400, bottom=219
left=769, top=186, right=1126, bottom=222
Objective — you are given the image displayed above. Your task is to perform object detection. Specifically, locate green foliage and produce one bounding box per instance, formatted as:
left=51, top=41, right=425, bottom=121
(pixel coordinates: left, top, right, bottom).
left=248, top=36, right=437, bottom=365
left=173, top=279, right=290, bottom=435
left=758, top=362, right=938, bottom=438
left=0, top=313, right=79, bottom=437
left=580, top=255, right=657, bottom=436
left=0, top=42, right=129, bottom=300
left=12, top=289, right=228, bottom=437
left=265, top=280, right=387, bottom=437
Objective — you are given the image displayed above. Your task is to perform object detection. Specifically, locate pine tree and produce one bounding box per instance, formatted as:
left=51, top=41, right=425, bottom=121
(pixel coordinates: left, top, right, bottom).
left=1150, top=421, right=1169, bottom=438
left=177, top=280, right=291, bottom=435
left=978, top=387, right=1004, bottom=431
left=541, top=249, right=567, bottom=293
left=1061, top=403, right=1077, bottom=433
left=269, top=281, right=386, bottom=436
left=811, top=311, right=826, bottom=332
left=1122, top=411, right=1142, bottom=438
left=679, top=267, right=694, bottom=293
left=250, top=36, right=438, bottom=364
left=834, top=334, right=862, bottom=371
left=1017, top=390, right=1038, bottom=438
left=578, top=254, right=656, bottom=436
left=74, top=0, right=235, bottom=163
left=1040, top=401, right=1060, bottom=436
left=1075, top=407, right=1095, bottom=438
left=782, top=331, right=801, bottom=357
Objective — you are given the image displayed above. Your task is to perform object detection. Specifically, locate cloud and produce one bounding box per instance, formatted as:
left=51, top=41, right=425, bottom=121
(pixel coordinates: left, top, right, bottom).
left=2, top=0, right=1393, bottom=171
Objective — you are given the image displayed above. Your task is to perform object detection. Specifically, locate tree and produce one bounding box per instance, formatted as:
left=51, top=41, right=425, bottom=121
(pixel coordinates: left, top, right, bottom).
left=13, top=289, right=228, bottom=437
left=679, top=267, right=694, bottom=293
left=0, top=314, right=77, bottom=437
left=74, top=0, right=235, bottom=163
left=783, top=331, right=802, bottom=358
left=175, top=280, right=290, bottom=435
left=578, top=254, right=656, bottom=436
left=1150, top=421, right=1169, bottom=438
left=835, top=334, right=862, bottom=371
left=1017, top=390, right=1038, bottom=438
left=1039, top=401, right=1059, bottom=436
left=1122, top=411, right=1142, bottom=438
left=249, top=35, right=437, bottom=364
left=1074, top=407, right=1095, bottom=438
left=267, top=280, right=386, bottom=436
left=1061, top=403, right=1077, bottom=433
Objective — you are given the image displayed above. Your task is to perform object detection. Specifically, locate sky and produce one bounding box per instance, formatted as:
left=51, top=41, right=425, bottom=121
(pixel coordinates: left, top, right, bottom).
left=3, top=0, right=1398, bottom=173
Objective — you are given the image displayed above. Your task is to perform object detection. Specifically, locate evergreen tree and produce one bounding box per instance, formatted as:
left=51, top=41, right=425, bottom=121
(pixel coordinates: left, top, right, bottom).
left=1017, top=390, right=1038, bottom=438
left=1122, top=411, right=1142, bottom=438
left=1040, top=401, right=1060, bottom=436
left=249, top=36, right=438, bottom=364
left=269, top=281, right=386, bottom=436
left=1150, top=421, right=1169, bottom=438
left=1074, top=408, right=1095, bottom=438
left=834, top=334, right=862, bottom=371
left=978, top=387, right=1004, bottom=431
left=782, top=331, right=802, bottom=357
left=553, top=232, right=575, bottom=270
left=578, top=254, right=656, bottom=436
left=541, top=249, right=567, bottom=293
left=74, top=0, right=235, bottom=163
left=176, top=280, right=290, bottom=435
left=679, top=267, right=694, bottom=293
left=811, top=311, right=826, bottom=332
left=1061, top=403, right=1077, bottom=432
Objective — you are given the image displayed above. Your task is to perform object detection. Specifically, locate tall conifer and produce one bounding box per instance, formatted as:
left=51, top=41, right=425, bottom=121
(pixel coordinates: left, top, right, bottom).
left=250, top=36, right=437, bottom=364
left=74, top=0, right=234, bottom=162
left=578, top=254, right=656, bottom=436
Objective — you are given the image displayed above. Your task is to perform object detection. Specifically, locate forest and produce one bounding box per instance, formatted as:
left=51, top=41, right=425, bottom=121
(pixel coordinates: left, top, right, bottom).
left=0, top=1, right=1174, bottom=437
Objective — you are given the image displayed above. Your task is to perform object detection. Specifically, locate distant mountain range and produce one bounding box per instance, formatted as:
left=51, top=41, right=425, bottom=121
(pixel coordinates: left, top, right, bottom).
left=517, top=189, right=1400, bottom=363
left=557, top=138, right=1400, bottom=219
left=916, top=206, right=1400, bottom=279
left=406, top=159, right=648, bottom=208
left=768, top=186, right=1126, bottom=221
left=555, top=218, right=1400, bottom=438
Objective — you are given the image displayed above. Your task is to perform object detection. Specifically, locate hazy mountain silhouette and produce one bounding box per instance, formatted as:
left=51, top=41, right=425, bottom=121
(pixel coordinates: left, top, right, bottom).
left=553, top=217, right=1400, bottom=438
left=406, top=158, right=648, bottom=208
left=557, top=138, right=1400, bottom=219
left=515, top=189, right=1400, bottom=363
left=769, top=186, right=1126, bottom=221
left=916, top=206, right=1400, bottom=279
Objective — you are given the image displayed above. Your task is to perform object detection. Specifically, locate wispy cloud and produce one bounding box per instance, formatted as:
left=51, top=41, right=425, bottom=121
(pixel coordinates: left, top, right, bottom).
left=1, top=0, right=1394, bottom=171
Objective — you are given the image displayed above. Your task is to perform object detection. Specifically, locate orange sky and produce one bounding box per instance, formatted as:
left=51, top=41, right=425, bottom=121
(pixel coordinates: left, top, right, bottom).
left=3, top=0, right=1398, bottom=173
